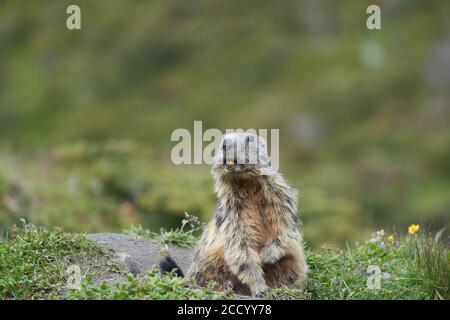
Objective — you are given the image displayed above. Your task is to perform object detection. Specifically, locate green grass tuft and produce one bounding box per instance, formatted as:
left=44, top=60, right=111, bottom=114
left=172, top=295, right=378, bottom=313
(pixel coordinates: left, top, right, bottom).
left=0, top=220, right=124, bottom=299
left=124, top=212, right=202, bottom=248
left=404, top=232, right=449, bottom=299
left=67, top=269, right=232, bottom=300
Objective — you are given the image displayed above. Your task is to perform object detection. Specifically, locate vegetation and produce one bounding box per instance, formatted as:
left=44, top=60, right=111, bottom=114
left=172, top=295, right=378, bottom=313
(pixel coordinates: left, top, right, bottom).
left=0, top=220, right=125, bottom=299
left=124, top=212, right=204, bottom=248
left=67, top=271, right=231, bottom=300
left=301, top=233, right=449, bottom=300
left=0, top=1, right=448, bottom=301
left=0, top=1, right=449, bottom=248
left=1, top=221, right=448, bottom=300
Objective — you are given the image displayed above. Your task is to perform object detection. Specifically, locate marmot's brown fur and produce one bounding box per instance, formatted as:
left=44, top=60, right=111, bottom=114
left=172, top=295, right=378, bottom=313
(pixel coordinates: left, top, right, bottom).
left=161, top=132, right=307, bottom=297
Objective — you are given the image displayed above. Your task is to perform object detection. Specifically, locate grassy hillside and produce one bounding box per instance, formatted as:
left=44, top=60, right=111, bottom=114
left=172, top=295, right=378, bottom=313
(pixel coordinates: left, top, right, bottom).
left=1, top=141, right=449, bottom=249
left=1, top=221, right=448, bottom=300
left=0, top=1, right=449, bottom=247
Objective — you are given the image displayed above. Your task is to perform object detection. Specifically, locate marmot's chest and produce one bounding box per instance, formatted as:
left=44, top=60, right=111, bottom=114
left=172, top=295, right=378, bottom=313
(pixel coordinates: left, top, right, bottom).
left=233, top=188, right=279, bottom=246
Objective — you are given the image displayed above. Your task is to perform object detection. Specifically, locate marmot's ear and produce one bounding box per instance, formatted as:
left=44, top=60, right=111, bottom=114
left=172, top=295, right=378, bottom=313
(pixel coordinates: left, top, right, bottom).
left=258, top=153, right=272, bottom=168
left=256, top=135, right=268, bottom=148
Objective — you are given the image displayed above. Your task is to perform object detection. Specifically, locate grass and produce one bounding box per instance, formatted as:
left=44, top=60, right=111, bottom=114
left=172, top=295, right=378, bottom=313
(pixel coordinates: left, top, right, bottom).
left=268, top=231, right=449, bottom=300
left=67, top=270, right=232, bottom=300
left=124, top=212, right=203, bottom=248
left=404, top=232, right=449, bottom=299
left=0, top=220, right=229, bottom=300
left=125, top=225, right=198, bottom=248
left=0, top=220, right=448, bottom=300
left=0, top=219, right=125, bottom=299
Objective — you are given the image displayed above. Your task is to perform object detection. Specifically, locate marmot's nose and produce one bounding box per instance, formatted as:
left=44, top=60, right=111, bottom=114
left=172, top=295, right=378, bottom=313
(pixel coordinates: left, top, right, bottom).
left=226, top=160, right=237, bottom=169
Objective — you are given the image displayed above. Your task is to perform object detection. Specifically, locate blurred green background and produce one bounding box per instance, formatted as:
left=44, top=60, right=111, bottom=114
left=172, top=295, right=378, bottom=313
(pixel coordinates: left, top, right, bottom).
left=0, top=0, right=449, bottom=248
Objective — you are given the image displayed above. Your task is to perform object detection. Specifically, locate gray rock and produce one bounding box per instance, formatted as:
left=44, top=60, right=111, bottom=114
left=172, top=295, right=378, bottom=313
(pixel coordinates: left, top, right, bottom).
left=85, top=233, right=260, bottom=299
left=86, top=233, right=193, bottom=276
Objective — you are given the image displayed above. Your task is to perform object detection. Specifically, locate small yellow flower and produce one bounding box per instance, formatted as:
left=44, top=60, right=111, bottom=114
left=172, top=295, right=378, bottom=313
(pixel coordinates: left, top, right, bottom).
left=408, top=224, right=420, bottom=234
left=387, top=235, right=395, bottom=242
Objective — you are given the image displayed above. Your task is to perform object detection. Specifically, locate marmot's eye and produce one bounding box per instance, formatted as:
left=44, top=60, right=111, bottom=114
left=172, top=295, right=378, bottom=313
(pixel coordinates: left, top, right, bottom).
left=222, top=143, right=226, bottom=150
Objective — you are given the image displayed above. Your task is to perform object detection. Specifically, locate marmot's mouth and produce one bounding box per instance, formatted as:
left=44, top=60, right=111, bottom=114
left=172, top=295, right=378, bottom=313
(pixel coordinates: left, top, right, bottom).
left=224, top=160, right=239, bottom=173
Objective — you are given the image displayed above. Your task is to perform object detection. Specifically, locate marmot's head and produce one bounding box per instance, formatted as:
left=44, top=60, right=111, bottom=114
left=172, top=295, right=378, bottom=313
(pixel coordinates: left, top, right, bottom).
left=212, top=132, right=272, bottom=176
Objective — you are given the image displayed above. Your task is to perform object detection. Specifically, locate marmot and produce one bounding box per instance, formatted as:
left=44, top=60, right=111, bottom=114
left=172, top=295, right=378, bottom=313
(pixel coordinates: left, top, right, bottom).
left=160, top=132, right=307, bottom=296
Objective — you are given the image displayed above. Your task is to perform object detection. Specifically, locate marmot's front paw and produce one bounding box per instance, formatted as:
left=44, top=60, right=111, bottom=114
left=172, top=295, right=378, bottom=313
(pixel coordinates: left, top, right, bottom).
left=260, top=245, right=282, bottom=265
